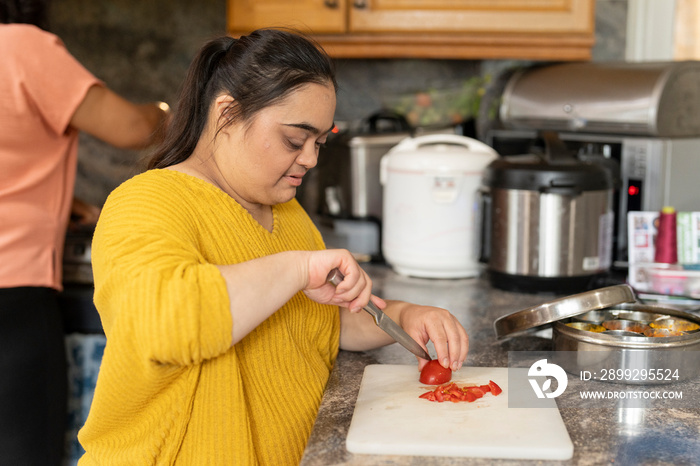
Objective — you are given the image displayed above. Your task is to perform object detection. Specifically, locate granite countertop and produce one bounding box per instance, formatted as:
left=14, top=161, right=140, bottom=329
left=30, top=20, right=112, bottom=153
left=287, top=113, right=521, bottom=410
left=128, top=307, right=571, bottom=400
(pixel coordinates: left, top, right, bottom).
left=300, top=264, right=700, bottom=466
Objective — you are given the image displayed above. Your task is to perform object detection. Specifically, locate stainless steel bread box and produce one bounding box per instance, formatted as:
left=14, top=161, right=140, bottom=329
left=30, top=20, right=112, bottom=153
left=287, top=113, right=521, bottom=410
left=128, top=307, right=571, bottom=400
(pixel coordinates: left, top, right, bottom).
left=500, top=61, right=700, bottom=137
left=494, top=285, right=700, bottom=384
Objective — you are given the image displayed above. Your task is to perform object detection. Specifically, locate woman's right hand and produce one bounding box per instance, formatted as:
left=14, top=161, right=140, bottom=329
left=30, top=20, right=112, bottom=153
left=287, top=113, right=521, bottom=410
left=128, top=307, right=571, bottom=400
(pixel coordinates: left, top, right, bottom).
left=219, top=249, right=377, bottom=345
left=302, top=249, right=375, bottom=313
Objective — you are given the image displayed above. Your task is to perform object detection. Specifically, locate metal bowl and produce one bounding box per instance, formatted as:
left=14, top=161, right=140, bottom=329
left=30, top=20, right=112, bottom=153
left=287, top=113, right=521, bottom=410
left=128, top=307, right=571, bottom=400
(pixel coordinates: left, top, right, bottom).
left=602, top=330, right=643, bottom=337
left=573, top=310, right=618, bottom=324
left=601, top=319, right=649, bottom=334
left=553, top=303, right=700, bottom=384
left=493, top=288, right=700, bottom=385
left=610, top=310, right=670, bottom=324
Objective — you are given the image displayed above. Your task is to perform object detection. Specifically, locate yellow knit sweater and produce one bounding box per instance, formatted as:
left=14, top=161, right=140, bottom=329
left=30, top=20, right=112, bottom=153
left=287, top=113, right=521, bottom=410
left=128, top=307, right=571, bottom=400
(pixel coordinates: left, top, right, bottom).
left=79, top=169, right=340, bottom=465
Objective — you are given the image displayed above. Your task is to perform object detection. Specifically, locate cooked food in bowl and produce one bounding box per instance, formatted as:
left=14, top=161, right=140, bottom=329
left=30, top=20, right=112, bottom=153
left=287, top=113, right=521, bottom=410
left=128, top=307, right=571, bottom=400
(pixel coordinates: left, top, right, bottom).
left=649, top=318, right=699, bottom=333
left=643, top=327, right=685, bottom=337
left=565, top=322, right=606, bottom=332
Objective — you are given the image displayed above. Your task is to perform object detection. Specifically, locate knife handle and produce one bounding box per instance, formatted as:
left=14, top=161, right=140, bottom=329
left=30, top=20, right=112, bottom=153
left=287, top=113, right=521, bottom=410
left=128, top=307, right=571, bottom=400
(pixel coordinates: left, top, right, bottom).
left=325, top=268, right=381, bottom=324
left=326, top=268, right=345, bottom=287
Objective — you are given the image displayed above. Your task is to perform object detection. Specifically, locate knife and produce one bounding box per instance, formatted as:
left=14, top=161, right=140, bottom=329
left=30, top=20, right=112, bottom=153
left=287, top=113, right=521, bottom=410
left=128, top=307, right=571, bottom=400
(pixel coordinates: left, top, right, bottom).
left=326, top=268, right=432, bottom=361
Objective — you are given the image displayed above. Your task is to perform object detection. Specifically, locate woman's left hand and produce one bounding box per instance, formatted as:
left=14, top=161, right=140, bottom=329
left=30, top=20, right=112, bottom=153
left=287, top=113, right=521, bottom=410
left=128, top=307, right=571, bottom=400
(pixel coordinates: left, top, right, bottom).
left=396, top=302, right=469, bottom=372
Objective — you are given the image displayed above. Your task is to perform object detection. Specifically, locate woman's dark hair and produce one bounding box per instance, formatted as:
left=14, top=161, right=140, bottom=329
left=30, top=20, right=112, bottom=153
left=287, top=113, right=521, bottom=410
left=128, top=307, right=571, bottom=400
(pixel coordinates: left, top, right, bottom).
left=148, top=28, right=337, bottom=169
left=0, top=0, right=50, bottom=30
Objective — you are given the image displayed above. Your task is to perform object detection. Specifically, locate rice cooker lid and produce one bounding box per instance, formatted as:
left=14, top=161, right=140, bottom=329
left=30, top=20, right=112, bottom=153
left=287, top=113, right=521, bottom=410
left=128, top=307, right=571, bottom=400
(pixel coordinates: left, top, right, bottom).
left=484, top=154, right=615, bottom=192
left=385, top=134, right=498, bottom=172
left=493, top=284, right=637, bottom=339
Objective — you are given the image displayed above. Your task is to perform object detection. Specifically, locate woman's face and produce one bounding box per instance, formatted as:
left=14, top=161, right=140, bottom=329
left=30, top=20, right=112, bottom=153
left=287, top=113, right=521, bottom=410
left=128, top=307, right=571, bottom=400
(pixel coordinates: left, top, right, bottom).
left=213, top=82, right=336, bottom=211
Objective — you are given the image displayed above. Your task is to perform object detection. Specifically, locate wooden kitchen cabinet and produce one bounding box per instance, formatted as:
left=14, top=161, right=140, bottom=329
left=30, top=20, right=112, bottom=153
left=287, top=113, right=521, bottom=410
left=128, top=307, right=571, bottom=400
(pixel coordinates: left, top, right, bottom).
left=228, top=0, right=346, bottom=34
left=227, top=0, right=596, bottom=60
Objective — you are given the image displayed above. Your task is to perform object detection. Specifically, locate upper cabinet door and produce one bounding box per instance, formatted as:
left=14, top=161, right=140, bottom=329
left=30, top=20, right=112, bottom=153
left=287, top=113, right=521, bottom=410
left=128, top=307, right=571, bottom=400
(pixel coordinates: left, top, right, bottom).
left=349, top=0, right=594, bottom=34
left=227, top=0, right=596, bottom=60
left=228, top=0, right=347, bottom=34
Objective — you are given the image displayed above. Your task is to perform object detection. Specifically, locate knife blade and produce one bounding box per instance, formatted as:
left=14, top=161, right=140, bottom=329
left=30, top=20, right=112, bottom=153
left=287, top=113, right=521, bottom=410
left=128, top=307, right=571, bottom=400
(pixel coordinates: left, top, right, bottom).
left=326, top=268, right=431, bottom=361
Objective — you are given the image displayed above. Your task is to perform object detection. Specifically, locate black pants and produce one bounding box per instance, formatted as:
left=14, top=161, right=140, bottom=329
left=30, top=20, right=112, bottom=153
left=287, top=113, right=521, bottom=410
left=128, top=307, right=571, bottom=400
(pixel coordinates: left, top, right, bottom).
left=0, top=287, right=67, bottom=466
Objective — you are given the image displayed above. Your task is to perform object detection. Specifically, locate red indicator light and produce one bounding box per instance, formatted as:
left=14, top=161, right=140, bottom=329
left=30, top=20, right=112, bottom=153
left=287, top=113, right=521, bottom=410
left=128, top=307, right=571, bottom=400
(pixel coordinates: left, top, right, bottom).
left=628, top=185, right=639, bottom=196
left=331, top=125, right=339, bottom=134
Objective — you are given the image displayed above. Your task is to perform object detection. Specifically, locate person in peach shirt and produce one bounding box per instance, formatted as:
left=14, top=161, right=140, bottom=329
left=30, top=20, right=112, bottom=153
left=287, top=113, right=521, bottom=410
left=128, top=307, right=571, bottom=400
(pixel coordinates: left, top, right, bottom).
left=0, top=1, right=170, bottom=464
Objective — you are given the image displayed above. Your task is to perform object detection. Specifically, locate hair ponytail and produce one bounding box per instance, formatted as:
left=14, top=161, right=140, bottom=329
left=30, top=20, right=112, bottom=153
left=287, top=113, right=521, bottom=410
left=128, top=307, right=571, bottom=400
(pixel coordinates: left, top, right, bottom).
left=148, top=37, right=235, bottom=169
left=148, top=29, right=336, bottom=170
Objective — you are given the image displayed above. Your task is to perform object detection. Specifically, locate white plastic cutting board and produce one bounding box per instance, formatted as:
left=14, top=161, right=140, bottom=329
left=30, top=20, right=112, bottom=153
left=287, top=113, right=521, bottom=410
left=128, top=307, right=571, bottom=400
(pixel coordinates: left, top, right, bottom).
left=346, top=365, right=573, bottom=460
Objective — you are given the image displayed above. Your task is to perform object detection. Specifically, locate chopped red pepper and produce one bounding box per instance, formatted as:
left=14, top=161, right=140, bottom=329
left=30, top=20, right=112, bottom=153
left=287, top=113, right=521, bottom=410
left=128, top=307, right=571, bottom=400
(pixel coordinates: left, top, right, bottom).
left=445, top=384, right=462, bottom=397
left=435, top=388, right=445, bottom=402
left=419, top=380, right=503, bottom=403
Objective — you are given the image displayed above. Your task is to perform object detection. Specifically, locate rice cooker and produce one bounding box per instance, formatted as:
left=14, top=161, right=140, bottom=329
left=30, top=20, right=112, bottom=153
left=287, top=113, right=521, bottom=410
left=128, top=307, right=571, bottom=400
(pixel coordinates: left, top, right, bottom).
left=380, top=134, right=498, bottom=278
left=481, top=132, right=616, bottom=293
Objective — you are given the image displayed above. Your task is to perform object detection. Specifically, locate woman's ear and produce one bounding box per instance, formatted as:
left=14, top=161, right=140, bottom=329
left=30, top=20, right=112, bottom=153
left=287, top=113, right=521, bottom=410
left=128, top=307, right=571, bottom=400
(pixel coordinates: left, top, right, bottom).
left=214, top=94, right=236, bottom=130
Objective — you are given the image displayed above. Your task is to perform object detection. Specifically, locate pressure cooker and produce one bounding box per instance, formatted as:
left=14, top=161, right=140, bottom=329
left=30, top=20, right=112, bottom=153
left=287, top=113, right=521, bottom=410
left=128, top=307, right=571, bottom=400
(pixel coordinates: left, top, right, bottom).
left=481, top=132, right=617, bottom=293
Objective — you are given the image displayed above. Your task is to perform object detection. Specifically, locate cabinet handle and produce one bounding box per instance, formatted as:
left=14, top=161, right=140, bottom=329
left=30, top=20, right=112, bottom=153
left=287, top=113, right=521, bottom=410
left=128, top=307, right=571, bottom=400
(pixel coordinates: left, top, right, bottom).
left=353, top=0, right=367, bottom=8
left=324, top=0, right=339, bottom=8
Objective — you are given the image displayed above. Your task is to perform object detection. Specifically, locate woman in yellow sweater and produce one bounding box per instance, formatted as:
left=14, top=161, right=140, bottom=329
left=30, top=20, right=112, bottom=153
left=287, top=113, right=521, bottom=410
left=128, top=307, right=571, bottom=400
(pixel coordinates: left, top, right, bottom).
left=79, top=29, right=469, bottom=465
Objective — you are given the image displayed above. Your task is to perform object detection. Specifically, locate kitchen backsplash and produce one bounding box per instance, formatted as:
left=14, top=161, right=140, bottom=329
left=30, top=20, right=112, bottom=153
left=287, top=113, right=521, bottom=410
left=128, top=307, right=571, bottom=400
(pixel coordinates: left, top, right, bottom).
left=50, top=0, right=627, bottom=206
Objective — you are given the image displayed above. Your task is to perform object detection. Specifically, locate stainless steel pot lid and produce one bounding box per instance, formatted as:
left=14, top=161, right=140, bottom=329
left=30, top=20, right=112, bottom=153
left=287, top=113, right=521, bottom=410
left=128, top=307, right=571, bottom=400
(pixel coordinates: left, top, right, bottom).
left=493, top=284, right=637, bottom=340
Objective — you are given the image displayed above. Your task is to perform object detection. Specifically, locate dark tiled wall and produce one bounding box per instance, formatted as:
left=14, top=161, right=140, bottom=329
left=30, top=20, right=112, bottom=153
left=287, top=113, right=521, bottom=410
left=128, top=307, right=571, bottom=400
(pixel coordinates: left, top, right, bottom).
left=50, top=0, right=626, bottom=205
